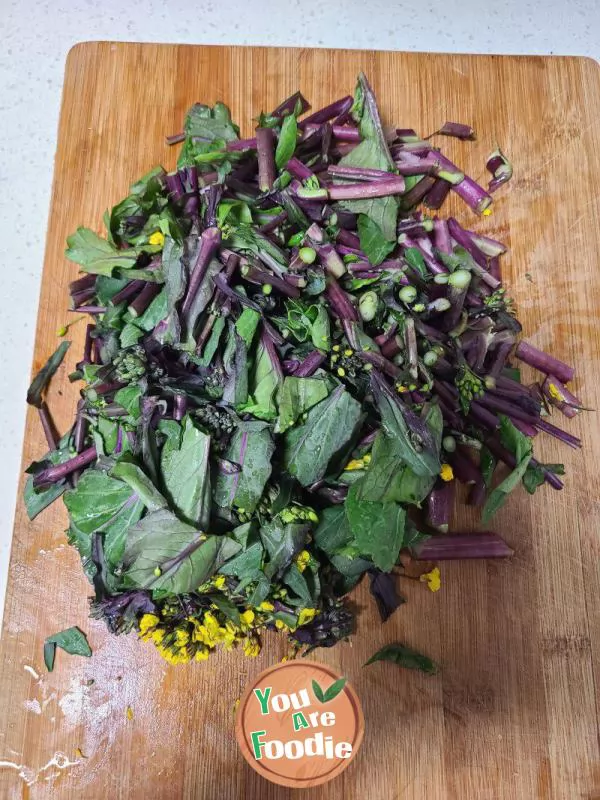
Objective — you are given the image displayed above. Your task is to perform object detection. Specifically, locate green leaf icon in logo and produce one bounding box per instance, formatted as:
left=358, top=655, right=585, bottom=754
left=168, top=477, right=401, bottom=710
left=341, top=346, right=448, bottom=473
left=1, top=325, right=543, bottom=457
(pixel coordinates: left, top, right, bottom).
left=311, top=676, right=347, bottom=703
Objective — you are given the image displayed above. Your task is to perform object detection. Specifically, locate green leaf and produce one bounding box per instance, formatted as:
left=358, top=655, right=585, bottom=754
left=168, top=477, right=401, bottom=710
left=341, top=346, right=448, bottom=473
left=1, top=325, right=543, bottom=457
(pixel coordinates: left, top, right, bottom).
left=65, top=228, right=139, bottom=276
left=282, top=563, right=314, bottom=605
left=365, top=643, right=438, bottom=675
left=223, top=224, right=288, bottom=272
left=219, top=541, right=264, bottom=581
left=357, top=215, right=395, bottom=266
left=275, top=376, right=332, bottom=433
left=284, top=386, right=363, bottom=487
left=351, top=432, right=435, bottom=505
left=119, top=323, right=144, bottom=348
left=213, top=420, right=274, bottom=513
left=482, top=416, right=533, bottom=523
left=480, top=446, right=496, bottom=487
left=372, top=376, right=441, bottom=478
left=110, top=459, right=167, bottom=512
left=160, top=416, right=211, bottom=528
left=135, top=288, right=168, bottom=331
left=222, top=329, right=249, bottom=407
left=64, top=469, right=145, bottom=579
left=235, top=308, right=261, bottom=349
left=336, top=76, right=397, bottom=249
left=27, top=341, right=70, bottom=407
left=114, top=385, right=142, bottom=420
left=178, top=102, right=240, bottom=169
left=198, top=316, right=226, bottom=367
left=122, top=508, right=240, bottom=593
left=324, top=677, right=347, bottom=702
left=314, top=506, right=353, bottom=556
left=217, top=200, right=253, bottom=228
left=523, top=462, right=565, bottom=495
left=44, top=627, right=92, bottom=672
left=403, top=247, right=429, bottom=280
left=345, top=486, right=406, bottom=572
left=155, top=236, right=185, bottom=346
left=241, top=338, right=282, bottom=421
left=275, top=114, right=298, bottom=169
left=24, top=434, right=72, bottom=520
left=312, top=679, right=326, bottom=703
left=260, top=519, right=309, bottom=580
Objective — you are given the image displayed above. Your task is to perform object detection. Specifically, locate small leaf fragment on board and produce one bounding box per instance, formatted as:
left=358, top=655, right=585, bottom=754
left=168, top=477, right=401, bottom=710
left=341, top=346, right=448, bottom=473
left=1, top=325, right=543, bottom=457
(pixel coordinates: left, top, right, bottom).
left=364, top=643, right=439, bottom=675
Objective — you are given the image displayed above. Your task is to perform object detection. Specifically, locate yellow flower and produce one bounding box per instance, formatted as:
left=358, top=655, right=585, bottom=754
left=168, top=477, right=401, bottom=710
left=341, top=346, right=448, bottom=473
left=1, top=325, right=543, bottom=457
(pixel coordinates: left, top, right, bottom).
left=258, top=601, right=274, bottom=612
left=148, top=230, right=165, bottom=247
left=396, top=384, right=408, bottom=393
left=175, top=629, right=190, bottom=647
left=194, top=647, right=210, bottom=662
left=344, top=458, right=365, bottom=472
left=439, top=463, right=454, bottom=482
left=275, top=619, right=288, bottom=630
left=232, top=698, right=240, bottom=713
left=547, top=381, right=564, bottom=402
left=297, top=608, right=317, bottom=626
left=126, top=706, right=134, bottom=721
left=151, top=628, right=165, bottom=645
left=240, top=609, right=255, bottom=626
left=139, top=613, right=160, bottom=635
left=482, top=207, right=492, bottom=217
left=420, top=566, right=441, bottom=592
left=295, top=550, right=311, bottom=573
left=212, top=575, right=226, bottom=589
left=362, top=453, right=371, bottom=465
left=157, top=645, right=191, bottom=665
left=243, top=637, right=261, bottom=657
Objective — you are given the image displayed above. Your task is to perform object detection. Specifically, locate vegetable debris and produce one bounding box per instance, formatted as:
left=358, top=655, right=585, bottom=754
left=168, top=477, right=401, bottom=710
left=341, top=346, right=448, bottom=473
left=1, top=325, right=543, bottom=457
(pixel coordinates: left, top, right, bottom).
left=25, top=73, right=584, bottom=667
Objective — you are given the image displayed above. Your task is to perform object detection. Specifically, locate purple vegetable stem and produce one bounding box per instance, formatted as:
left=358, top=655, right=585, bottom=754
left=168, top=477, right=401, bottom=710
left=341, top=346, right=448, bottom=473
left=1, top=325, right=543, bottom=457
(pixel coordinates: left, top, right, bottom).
left=256, top=128, right=276, bottom=191
left=34, top=446, right=97, bottom=488
left=294, top=350, right=326, bottom=377
left=413, top=532, right=513, bottom=560
left=515, top=341, right=575, bottom=384
left=181, top=227, right=222, bottom=318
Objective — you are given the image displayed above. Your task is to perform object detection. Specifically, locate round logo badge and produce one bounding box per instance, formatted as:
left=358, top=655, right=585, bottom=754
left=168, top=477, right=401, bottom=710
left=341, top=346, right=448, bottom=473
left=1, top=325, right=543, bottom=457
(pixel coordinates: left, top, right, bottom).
left=235, top=660, right=364, bottom=788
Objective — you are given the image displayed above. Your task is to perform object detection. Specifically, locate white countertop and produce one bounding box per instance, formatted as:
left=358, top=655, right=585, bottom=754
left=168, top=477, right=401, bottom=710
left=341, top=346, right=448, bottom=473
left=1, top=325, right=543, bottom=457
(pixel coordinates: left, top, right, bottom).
left=1, top=1, right=599, bottom=621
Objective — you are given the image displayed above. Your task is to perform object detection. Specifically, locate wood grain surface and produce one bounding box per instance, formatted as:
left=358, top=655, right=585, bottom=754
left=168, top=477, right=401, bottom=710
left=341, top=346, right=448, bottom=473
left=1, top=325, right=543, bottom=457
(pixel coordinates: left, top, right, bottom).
left=1, top=43, right=599, bottom=800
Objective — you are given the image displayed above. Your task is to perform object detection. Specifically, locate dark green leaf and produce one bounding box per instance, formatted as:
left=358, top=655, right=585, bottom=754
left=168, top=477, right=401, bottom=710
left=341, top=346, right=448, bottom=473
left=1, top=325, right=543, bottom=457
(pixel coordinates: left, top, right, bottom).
left=345, top=486, right=406, bottom=572
left=44, top=627, right=92, bottom=672
left=178, top=102, right=240, bottom=170
left=357, top=215, right=395, bottom=266
left=239, top=337, right=282, bottom=421
left=313, top=506, right=352, bottom=556
left=135, top=288, right=168, bottom=331
left=64, top=468, right=145, bottom=580
left=160, top=416, right=211, bottom=528
left=156, top=236, right=185, bottom=346
left=523, top=462, right=565, bottom=495
left=260, top=519, right=309, bottom=580
left=275, top=376, right=332, bottom=433
left=372, top=375, right=441, bottom=478
left=219, top=541, right=264, bottom=581
left=65, top=228, right=139, bottom=276
left=284, top=386, right=363, bottom=487
left=122, top=508, right=240, bottom=593
left=27, top=341, right=70, bottom=407
left=213, top=420, right=274, bottom=513
left=235, top=308, right=261, bottom=349
left=482, top=416, right=533, bottom=522
left=480, top=446, right=496, bottom=487
left=275, top=114, right=298, bottom=169
left=403, top=247, right=429, bottom=280
left=114, top=385, right=142, bottom=420
left=198, top=316, right=226, bottom=367
left=110, top=459, right=168, bottom=512
left=365, top=642, right=438, bottom=674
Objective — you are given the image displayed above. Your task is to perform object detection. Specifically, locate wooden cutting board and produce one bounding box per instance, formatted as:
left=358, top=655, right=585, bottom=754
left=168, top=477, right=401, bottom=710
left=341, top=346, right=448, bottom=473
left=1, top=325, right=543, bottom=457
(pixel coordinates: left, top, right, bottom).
left=1, top=42, right=599, bottom=800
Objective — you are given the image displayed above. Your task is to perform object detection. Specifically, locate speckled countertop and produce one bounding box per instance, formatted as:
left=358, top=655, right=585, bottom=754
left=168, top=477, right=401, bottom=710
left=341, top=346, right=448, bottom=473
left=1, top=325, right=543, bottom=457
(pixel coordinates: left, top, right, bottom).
left=1, top=1, right=598, bottom=619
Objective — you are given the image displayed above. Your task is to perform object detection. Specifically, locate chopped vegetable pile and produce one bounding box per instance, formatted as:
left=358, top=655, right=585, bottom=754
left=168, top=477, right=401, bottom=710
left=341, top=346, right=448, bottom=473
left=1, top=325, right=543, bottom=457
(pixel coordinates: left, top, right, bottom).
left=25, top=73, right=584, bottom=667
